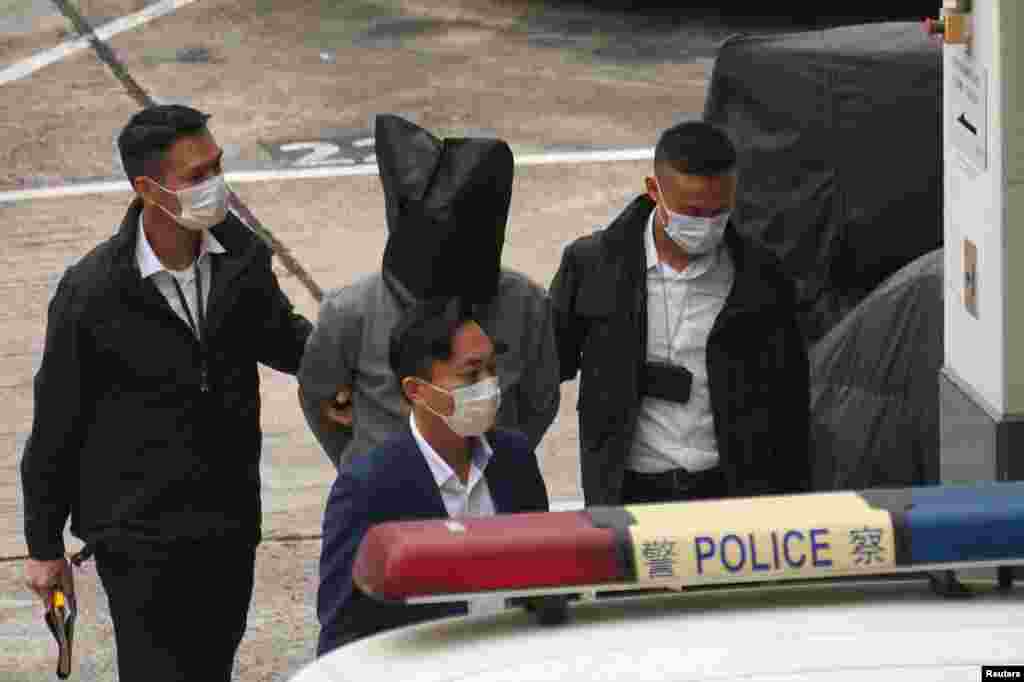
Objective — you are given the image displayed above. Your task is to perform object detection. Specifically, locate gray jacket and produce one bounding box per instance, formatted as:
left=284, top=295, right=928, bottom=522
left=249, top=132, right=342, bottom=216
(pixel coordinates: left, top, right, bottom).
left=298, top=269, right=560, bottom=469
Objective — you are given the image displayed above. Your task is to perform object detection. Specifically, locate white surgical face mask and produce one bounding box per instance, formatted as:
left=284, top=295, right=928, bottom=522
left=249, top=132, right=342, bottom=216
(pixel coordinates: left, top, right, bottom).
left=152, top=173, right=229, bottom=232
left=420, top=376, right=501, bottom=437
left=656, top=178, right=731, bottom=255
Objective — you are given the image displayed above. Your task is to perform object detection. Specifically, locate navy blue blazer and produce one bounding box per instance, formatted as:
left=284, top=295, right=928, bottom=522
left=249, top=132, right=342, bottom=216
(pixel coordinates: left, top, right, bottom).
left=317, top=425, right=550, bottom=656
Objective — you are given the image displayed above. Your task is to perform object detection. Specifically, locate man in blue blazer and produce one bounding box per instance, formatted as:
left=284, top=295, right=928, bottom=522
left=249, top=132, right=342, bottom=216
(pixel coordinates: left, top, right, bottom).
left=316, top=296, right=558, bottom=655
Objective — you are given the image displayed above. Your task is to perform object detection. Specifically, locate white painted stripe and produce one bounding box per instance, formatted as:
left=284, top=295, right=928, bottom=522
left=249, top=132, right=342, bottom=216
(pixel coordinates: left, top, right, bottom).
left=0, top=0, right=200, bottom=86
left=228, top=163, right=381, bottom=183
left=0, top=148, right=654, bottom=203
left=0, top=179, right=130, bottom=202
left=518, top=148, right=654, bottom=165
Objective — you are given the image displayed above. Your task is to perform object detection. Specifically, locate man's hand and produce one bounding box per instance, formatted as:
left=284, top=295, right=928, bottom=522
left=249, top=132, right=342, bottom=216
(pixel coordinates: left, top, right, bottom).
left=320, top=387, right=353, bottom=429
left=25, top=558, right=74, bottom=609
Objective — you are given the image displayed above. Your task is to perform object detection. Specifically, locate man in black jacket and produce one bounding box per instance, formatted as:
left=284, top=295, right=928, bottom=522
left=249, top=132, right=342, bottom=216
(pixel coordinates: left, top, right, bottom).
left=549, top=121, right=810, bottom=507
left=20, top=105, right=313, bottom=681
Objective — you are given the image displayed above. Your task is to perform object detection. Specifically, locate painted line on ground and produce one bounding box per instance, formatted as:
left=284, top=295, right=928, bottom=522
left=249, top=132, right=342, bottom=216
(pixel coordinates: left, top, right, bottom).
left=0, top=0, right=200, bottom=87
left=0, top=148, right=655, bottom=203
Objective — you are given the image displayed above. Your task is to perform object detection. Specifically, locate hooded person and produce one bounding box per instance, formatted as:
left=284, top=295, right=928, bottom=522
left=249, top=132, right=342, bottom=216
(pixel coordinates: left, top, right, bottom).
left=297, top=114, right=560, bottom=470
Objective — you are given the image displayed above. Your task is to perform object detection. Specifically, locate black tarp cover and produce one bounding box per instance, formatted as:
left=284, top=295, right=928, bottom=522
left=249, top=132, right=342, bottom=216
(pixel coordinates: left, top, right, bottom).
left=809, top=248, right=943, bottom=491
left=703, top=22, right=943, bottom=343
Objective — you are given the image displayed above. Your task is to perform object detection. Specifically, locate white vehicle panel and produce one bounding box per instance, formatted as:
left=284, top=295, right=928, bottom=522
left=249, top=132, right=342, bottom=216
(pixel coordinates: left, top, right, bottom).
left=290, top=580, right=1024, bottom=681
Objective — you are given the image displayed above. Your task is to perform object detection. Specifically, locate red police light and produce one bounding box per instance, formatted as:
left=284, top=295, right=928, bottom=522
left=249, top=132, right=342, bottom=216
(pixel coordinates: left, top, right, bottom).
left=353, top=510, right=626, bottom=600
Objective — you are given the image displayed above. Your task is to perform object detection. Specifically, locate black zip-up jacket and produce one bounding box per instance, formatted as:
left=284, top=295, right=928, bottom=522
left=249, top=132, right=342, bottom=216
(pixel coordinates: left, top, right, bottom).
left=549, top=194, right=811, bottom=506
left=21, top=199, right=313, bottom=560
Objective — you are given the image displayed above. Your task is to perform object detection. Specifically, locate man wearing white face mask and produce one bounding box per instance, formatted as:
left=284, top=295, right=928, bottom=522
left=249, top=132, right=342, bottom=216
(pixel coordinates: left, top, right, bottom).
left=316, top=296, right=560, bottom=654
left=21, top=105, right=313, bottom=681
left=549, top=120, right=811, bottom=506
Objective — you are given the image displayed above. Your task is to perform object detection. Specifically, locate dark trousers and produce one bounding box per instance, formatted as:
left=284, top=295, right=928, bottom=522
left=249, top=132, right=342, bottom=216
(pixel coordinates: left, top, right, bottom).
left=620, top=466, right=728, bottom=504
left=95, top=538, right=256, bottom=682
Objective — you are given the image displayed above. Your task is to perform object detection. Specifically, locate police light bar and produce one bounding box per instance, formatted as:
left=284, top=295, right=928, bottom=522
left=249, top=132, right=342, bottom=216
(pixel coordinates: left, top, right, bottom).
left=352, top=481, right=1024, bottom=603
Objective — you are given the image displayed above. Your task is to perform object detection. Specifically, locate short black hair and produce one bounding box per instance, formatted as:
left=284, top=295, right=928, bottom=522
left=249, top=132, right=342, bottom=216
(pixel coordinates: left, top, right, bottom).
left=389, top=297, right=477, bottom=398
left=654, top=120, right=736, bottom=179
left=117, top=104, right=211, bottom=183
left=389, top=297, right=508, bottom=400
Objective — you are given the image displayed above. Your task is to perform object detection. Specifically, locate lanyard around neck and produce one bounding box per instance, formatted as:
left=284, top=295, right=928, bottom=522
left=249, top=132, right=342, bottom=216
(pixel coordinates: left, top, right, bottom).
left=658, top=267, right=686, bottom=366
left=170, top=261, right=205, bottom=346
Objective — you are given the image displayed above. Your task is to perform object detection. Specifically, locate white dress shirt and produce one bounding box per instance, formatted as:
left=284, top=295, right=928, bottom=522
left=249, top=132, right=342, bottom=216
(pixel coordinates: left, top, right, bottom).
left=627, top=208, right=735, bottom=474
left=409, top=412, right=504, bottom=614
left=136, top=212, right=226, bottom=338
left=409, top=412, right=496, bottom=518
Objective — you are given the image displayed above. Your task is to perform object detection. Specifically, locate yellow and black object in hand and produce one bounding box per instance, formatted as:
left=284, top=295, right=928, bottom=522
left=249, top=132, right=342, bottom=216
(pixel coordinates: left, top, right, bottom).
left=44, top=589, right=75, bottom=679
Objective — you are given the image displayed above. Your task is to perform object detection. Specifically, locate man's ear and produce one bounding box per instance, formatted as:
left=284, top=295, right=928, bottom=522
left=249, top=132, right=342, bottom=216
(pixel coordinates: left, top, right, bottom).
left=133, top=176, right=156, bottom=204
left=401, top=376, right=421, bottom=404
left=644, top=175, right=659, bottom=202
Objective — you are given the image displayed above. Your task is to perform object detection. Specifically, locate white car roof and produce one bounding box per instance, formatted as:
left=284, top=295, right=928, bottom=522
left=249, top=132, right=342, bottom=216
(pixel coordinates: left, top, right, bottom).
left=290, top=578, right=1024, bottom=681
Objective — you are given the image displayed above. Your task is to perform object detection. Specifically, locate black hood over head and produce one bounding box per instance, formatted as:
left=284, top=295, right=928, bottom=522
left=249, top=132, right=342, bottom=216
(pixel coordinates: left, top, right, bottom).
left=376, top=114, right=513, bottom=304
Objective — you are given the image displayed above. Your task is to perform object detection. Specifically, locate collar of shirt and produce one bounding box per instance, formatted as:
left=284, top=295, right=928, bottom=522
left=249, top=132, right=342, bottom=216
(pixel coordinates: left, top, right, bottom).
left=645, top=207, right=719, bottom=280
left=408, top=411, right=494, bottom=491
left=136, top=210, right=227, bottom=280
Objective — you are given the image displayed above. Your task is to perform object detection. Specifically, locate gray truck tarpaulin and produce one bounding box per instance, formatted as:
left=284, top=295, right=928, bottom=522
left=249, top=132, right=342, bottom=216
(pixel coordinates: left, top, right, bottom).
left=703, top=22, right=943, bottom=344
left=809, top=248, right=943, bottom=491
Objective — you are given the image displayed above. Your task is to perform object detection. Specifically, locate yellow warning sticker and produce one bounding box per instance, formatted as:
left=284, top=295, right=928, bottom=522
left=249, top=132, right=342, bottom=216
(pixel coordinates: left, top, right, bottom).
left=625, top=492, right=896, bottom=586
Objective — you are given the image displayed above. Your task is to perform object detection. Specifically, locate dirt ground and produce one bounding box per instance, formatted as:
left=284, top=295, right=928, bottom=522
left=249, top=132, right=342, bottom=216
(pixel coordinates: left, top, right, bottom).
left=0, top=533, right=322, bottom=681
left=0, top=160, right=652, bottom=679
left=0, top=159, right=653, bottom=545
left=1, top=0, right=719, bottom=188
left=0, top=0, right=809, bottom=678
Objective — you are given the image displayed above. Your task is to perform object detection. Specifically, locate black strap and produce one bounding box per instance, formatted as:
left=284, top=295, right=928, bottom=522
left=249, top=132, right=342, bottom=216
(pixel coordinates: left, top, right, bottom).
left=170, top=261, right=205, bottom=346
left=170, top=261, right=209, bottom=392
